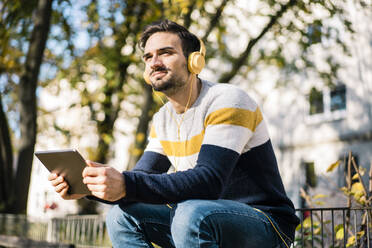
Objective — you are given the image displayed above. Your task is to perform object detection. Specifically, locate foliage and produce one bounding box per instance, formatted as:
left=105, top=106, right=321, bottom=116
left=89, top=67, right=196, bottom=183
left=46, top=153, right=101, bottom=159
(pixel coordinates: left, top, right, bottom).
left=295, top=153, right=371, bottom=247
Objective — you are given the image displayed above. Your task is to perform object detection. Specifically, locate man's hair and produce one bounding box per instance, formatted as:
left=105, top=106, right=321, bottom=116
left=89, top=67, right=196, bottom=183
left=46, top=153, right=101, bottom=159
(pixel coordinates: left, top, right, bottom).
left=139, top=19, right=200, bottom=58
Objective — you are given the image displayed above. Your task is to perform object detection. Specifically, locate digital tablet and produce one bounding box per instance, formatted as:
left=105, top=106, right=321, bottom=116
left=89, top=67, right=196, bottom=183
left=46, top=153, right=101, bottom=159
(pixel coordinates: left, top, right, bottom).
left=35, top=149, right=91, bottom=195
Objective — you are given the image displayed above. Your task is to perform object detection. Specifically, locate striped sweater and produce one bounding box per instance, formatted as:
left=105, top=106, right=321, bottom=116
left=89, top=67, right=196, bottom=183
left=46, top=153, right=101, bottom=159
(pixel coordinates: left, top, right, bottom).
left=122, top=80, right=299, bottom=239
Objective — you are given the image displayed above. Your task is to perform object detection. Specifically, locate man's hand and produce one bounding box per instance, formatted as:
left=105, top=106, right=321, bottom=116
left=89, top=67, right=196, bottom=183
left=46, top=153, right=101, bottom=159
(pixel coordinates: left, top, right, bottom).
left=48, top=173, right=87, bottom=200
left=82, top=160, right=126, bottom=201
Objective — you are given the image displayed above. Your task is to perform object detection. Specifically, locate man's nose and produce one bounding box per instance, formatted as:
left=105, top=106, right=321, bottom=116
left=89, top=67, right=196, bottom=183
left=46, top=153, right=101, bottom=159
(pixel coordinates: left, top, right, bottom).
left=150, top=54, right=163, bottom=69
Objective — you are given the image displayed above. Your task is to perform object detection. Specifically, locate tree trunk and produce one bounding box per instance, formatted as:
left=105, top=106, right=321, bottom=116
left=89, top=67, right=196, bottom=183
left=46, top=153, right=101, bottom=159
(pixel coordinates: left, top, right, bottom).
left=12, top=0, right=53, bottom=214
left=0, top=93, right=14, bottom=212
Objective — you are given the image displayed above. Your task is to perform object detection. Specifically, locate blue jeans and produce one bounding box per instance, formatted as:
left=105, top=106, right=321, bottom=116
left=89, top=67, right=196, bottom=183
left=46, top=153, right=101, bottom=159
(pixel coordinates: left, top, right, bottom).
left=106, top=199, right=290, bottom=248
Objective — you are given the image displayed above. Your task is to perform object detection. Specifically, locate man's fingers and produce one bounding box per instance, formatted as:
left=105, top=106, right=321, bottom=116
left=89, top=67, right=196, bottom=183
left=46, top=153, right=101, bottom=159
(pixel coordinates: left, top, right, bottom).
left=86, top=160, right=107, bottom=167
left=83, top=175, right=106, bottom=185
left=60, top=186, right=69, bottom=198
left=86, top=184, right=106, bottom=192
left=51, top=176, right=64, bottom=187
left=48, top=173, right=58, bottom=181
left=55, top=182, right=68, bottom=193
left=82, top=166, right=106, bottom=177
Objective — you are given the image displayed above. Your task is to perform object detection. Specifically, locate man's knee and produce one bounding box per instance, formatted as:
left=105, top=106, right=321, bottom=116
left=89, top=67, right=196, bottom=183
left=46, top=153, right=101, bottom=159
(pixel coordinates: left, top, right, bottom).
left=172, top=200, right=212, bottom=223
left=171, top=200, right=215, bottom=244
left=106, top=204, right=139, bottom=232
left=106, top=205, right=124, bottom=231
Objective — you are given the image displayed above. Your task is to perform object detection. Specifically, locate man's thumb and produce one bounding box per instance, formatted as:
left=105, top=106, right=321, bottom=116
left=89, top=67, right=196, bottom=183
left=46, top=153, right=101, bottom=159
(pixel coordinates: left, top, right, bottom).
left=86, top=160, right=106, bottom=167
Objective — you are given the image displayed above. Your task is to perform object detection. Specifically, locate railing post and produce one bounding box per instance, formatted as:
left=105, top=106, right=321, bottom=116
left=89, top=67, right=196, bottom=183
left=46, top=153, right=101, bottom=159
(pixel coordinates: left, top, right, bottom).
left=46, top=217, right=58, bottom=243
left=46, top=218, right=52, bottom=242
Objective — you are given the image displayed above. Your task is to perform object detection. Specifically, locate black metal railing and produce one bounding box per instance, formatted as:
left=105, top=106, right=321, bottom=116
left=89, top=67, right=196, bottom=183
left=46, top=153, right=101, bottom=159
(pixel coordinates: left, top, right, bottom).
left=295, top=207, right=372, bottom=248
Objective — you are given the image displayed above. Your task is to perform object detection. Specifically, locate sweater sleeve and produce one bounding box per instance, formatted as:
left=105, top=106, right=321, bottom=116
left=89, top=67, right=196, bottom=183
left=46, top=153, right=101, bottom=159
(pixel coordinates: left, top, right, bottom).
left=85, top=151, right=171, bottom=204
left=123, top=144, right=240, bottom=204
left=88, top=145, right=239, bottom=204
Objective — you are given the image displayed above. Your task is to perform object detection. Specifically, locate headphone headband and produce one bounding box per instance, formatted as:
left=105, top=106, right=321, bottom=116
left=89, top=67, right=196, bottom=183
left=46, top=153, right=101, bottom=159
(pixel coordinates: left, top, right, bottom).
left=198, top=38, right=206, bottom=57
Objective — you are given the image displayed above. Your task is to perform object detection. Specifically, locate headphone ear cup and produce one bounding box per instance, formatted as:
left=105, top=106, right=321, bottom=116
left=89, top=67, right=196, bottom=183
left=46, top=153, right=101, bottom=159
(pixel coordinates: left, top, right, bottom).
left=188, top=51, right=205, bottom=74
left=143, top=72, right=151, bottom=85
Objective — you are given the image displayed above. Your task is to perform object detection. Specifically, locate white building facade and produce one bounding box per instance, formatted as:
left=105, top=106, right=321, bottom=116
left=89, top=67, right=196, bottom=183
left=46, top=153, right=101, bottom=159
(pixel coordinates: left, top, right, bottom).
left=258, top=2, right=372, bottom=208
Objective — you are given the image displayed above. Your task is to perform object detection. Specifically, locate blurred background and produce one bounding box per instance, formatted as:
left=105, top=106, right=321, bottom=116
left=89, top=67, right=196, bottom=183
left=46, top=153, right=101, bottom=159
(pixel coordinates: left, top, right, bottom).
left=0, top=0, right=371, bottom=221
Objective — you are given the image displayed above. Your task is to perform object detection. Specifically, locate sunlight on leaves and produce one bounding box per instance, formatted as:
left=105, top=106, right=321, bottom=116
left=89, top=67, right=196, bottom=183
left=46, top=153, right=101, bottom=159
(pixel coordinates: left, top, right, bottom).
left=346, top=235, right=355, bottom=247
left=314, top=227, right=321, bottom=235
left=312, top=194, right=327, bottom=199
left=352, top=167, right=365, bottom=180
left=315, top=201, right=325, bottom=206
left=296, top=217, right=320, bottom=231
left=136, top=132, right=145, bottom=143
left=351, top=182, right=364, bottom=196
left=335, top=225, right=344, bottom=240
left=326, top=160, right=340, bottom=172
left=357, top=230, right=365, bottom=238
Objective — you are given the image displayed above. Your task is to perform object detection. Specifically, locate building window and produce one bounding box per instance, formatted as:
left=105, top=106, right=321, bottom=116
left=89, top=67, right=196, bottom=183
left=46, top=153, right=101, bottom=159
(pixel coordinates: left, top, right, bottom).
left=309, top=87, right=324, bottom=115
left=306, top=83, right=347, bottom=123
left=305, top=162, right=317, bottom=188
left=330, top=85, right=346, bottom=112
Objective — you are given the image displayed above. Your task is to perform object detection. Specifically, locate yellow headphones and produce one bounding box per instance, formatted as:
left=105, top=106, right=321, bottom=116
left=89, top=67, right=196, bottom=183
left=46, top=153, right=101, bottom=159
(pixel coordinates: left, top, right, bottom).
left=187, top=38, right=206, bottom=74
left=143, top=38, right=206, bottom=85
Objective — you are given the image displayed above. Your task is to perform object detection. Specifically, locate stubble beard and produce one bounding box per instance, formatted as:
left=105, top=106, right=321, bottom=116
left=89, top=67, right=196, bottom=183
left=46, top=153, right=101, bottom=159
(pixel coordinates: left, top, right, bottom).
left=151, top=64, right=189, bottom=95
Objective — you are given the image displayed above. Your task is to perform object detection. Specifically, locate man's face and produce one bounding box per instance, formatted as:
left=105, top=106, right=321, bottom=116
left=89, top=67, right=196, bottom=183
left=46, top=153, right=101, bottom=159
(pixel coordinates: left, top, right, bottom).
left=143, top=32, right=189, bottom=94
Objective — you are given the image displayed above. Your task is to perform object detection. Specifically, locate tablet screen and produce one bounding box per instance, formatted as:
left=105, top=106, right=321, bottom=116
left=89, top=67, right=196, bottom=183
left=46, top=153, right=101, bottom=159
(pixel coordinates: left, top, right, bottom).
left=35, top=149, right=91, bottom=195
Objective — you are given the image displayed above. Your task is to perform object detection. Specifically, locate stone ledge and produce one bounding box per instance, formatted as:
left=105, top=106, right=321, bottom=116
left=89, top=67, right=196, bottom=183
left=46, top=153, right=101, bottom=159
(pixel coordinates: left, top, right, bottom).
left=0, top=235, right=74, bottom=248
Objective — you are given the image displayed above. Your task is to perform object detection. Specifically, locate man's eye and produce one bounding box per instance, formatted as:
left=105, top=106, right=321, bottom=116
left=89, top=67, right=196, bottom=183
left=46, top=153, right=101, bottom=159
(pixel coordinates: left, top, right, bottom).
left=160, top=51, right=171, bottom=56
left=144, top=56, right=152, bottom=62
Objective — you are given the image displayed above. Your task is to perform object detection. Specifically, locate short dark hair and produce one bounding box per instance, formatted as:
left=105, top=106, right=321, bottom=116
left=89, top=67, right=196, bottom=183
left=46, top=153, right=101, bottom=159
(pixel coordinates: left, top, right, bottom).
left=139, top=19, right=200, bottom=58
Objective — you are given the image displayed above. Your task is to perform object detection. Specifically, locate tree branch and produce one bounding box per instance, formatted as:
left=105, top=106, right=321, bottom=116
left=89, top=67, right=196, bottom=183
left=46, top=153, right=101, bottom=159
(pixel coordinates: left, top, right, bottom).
left=218, top=0, right=297, bottom=83
left=202, top=0, right=229, bottom=42
left=183, top=0, right=197, bottom=29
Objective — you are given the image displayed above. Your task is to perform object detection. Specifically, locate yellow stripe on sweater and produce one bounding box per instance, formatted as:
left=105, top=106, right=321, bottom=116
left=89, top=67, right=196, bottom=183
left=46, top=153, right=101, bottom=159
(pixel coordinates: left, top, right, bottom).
left=204, top=107, right=263, bottom=132
left=160, top=131, right=205, bottom=157
left=157, top=107, right=262, bottom=157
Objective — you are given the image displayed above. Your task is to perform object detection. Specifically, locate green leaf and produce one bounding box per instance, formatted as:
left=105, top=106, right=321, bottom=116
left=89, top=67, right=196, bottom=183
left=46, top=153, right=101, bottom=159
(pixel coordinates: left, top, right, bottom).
left=346, top=235, right=355, bottom=247
left=352, top=168, right=366, bottom=180
left=351, top=182, right=364, bottom=195
left=312, top=194, right=327, bottom=199
left=326, top=160, right=340, bottom=172
left=335, top=226, right=344, bottom=240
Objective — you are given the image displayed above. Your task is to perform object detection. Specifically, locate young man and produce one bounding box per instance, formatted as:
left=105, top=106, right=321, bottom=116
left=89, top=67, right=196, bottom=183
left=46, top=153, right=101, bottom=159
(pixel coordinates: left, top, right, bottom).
left=49, top=20, right=299, bottom=247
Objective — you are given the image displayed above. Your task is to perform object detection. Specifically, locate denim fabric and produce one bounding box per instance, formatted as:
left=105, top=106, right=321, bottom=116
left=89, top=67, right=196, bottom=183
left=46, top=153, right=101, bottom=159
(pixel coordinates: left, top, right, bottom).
left=106, top=200, right=291, bottom=248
